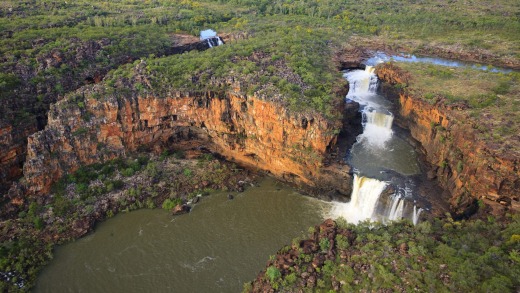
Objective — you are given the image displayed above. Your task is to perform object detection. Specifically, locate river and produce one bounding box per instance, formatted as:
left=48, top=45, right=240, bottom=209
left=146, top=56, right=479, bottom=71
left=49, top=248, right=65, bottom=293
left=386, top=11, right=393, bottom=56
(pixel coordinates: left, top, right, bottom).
left=35, top=178, right=327, bottom=292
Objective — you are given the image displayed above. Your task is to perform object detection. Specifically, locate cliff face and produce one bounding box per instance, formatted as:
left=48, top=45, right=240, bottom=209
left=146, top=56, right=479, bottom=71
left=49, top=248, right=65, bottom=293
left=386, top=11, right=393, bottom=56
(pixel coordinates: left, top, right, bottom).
left=23, top=84, right=354, bottom=197
left=0, top=122, right=37, bottom=193
left=0, top=36, right=222, bottom=195
left=377, top=65, right=520, bottom=216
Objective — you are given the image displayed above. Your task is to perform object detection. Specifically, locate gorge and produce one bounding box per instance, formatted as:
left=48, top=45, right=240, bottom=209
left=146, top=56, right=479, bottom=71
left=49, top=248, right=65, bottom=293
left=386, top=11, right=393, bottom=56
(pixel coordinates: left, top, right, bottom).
left=29, top=54, right=519, bottom=292
left=1, top=0, right=519, bottom=291
left=33, top=62, right=434, bottom=292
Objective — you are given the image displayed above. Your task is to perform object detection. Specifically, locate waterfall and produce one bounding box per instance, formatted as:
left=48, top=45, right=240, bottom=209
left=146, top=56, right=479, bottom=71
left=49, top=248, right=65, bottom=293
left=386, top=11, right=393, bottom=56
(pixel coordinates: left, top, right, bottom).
left=345, top=66, right=379, bottom=97
left=345, top=67, right=394, bottom=148
left=206, top=37, right=224, bottom=48
left=387, top=196, right=405, bottom=221
left=329, top=175, right=387, bottom=224
left=365, top=111, right=393, bottom=129
left=200, top=29, right=224, bottom=48
left=327, top=65, right=425, bottom=225
left=413, top=205, right=423, bottom=225
left=359, top=110, right=394, bottom=148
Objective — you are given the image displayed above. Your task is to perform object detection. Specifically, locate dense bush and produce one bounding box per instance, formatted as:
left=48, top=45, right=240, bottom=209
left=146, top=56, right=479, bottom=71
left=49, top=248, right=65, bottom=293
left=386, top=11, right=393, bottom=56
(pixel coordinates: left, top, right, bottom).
left=253, top=214, right=520, bottom=292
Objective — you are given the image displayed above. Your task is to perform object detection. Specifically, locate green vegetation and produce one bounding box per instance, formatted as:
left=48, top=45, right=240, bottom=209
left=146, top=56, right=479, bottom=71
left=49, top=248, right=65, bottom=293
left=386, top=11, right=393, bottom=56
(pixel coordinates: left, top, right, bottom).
left=1, top=0, right=519, bottom=292
left=95, top=20, right=346, bottom=118
left=161, top=198, right=182, bottom=210
left=51, top=157, right=149, bottom=200
left=396, top=62, right=520, bottom=152
left=0, top=151, right=253, bottom=291
left=266, top=266, right=282, bottom=283
left=2, top=0, right=518, bottom=124
left=252, top=215, right=520, bottom=292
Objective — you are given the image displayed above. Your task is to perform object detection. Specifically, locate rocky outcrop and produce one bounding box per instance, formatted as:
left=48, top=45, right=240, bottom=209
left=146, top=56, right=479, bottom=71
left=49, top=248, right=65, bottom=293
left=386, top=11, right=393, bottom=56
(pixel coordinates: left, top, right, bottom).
left=0, top=35, right=227, bottom=195
left=21, top=79, right=356, bottom=197
left=376, top=63, right=520, bottom=216
left=249, top=219, right=348, bottom=292
left=0, top=121, right=37, bottom=194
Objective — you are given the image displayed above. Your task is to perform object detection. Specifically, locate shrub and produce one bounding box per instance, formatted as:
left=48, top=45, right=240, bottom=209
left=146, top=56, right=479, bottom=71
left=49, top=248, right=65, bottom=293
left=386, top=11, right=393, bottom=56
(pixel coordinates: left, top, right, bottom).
left=183, top=168, right=192, bottom=177
left=266, top=266, right=281, bottom=282
left=336, top=234, right=350, bottom=250
left=111, top=180, right=125, bottom=190
left=319, top=238, right=330, bottom=251
left=145, top=161, right=159, bottom=177
left=121, top=167, right=135, bottom=177
left=33, top=218, right=45, bottom=230
left=162, top=198, right=181, bottom=210
left=159, top=150, right=170, bottom=160
left=146, top=198, right=156, bottom=209
left=456, top=160, right=463, bottom=173
left=172, top=150, right=186, bottom=159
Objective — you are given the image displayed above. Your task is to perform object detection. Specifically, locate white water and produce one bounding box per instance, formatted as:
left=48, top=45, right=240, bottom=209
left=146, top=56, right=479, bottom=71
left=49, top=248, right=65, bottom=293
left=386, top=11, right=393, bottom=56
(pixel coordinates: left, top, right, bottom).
left=329, top=66, right=423, bottom=224
left=206, top=37, right=224, bottom=48
left=200, top=29, right=224, bottom=48
left=387, top=196, right=405, bottom=222
left=345, top=66, right=394, bottom=148
left=344, top=66, right=378, bottom=98
left=413, top=205, right=423, bottom=225
left=359, top=110, right=394, bottom=148
left=329, top=175, right=387, bottom=224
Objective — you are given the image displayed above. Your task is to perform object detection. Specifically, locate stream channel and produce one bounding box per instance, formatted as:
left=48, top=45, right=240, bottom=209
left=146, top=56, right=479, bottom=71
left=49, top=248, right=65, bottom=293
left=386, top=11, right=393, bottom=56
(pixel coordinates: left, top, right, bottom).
left=36, top=54, right=498, bottom=292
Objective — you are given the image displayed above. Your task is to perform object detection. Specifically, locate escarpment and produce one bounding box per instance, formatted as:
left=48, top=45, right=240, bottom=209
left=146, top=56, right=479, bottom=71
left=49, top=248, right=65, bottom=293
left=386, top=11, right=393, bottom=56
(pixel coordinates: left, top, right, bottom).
left=22, top=80, right=356, bottom=197
left=0, top=35, right=226, bottom=195
left=376, top=64, right=519, bottom=216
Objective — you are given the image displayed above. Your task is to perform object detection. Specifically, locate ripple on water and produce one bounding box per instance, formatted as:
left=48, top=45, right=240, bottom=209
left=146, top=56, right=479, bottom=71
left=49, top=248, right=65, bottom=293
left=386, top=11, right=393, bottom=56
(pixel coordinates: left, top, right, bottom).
left=35, top=178, right=326, bottom=293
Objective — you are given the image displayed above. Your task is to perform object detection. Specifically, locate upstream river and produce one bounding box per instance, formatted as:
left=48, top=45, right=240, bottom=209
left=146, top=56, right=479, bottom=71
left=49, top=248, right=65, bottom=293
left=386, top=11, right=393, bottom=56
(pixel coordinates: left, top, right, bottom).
left=35, top=178, right=327, bottom=293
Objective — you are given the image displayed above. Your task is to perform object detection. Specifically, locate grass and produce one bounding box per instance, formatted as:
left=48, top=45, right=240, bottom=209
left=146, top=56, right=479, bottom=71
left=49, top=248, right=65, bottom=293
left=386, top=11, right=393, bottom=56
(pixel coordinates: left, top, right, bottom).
left=396, top=62, right=520, bottom=152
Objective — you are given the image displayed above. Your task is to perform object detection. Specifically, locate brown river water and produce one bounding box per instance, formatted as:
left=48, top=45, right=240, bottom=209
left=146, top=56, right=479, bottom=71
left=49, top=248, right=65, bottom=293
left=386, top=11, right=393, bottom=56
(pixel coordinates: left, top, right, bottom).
left=35, top=178, right=328, bottom=293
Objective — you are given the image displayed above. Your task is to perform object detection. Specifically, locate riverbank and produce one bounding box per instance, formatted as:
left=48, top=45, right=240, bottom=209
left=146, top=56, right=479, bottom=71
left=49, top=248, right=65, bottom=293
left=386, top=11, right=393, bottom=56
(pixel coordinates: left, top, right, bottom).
left=247, top=215, right=520, bottom=292
left=0, top=149, right=259, bottom=291
left=336, top=36, right=520, bottom=71
left=35, top=177, right=326, bottom=292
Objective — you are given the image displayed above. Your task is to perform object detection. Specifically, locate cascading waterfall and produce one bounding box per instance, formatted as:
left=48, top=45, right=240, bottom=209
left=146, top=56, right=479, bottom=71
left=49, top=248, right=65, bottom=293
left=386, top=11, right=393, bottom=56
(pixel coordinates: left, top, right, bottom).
left=329, top=66, right=424, bottom=224
left=413, top=205, right=423, bottom=225
left=345, top=66, right=379, bottom=97
left=200, top=29, right=224, bottom=48
left=360, top=110, right=394, bottom=148
left=387, top=196, right=405, bottom=222
left=206, top=37, right=224, bottom=48
left=329, top=174, right=388, bottom=224
left=383, top=184, right=413, bottom=223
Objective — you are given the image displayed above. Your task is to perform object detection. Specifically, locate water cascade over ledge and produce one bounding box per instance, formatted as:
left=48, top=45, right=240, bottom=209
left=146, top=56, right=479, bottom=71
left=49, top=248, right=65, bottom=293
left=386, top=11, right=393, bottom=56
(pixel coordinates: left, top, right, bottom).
left=200, top=29, right=225, bottom=48
left=329, top=66, right=423, bottom=224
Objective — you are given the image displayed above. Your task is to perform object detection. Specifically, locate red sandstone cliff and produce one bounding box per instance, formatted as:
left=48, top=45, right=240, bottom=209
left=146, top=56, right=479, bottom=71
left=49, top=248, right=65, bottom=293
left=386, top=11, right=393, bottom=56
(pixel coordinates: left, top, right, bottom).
left=376, top=64, right=519, bottom=216
left=22, top=80, right=355, bottom=197
left=0, top=35, right=227, bottom=195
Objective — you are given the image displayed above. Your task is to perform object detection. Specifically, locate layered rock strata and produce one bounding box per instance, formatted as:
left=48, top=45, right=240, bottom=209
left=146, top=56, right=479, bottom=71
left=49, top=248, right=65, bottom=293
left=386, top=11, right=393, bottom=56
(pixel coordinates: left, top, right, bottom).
left=0, top=35, right=223, bottom=195
left=376, top=64, right=519, bottom=216
left=22, top=82, right=356, bottom=198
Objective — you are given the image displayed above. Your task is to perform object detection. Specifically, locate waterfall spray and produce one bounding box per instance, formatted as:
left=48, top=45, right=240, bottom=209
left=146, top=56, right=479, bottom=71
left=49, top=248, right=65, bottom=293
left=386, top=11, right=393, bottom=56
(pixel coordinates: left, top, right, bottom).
left=329, top=175, right=388, bottom=224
